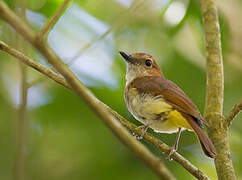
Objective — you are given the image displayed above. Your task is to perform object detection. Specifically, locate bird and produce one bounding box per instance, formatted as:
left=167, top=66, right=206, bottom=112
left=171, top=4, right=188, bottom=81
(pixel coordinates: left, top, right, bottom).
left=119, top=51, right=216, bottom=158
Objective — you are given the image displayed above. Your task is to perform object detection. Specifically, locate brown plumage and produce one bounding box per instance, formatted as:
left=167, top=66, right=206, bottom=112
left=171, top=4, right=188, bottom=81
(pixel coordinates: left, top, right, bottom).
left=120, top=51, right=217, bottom=158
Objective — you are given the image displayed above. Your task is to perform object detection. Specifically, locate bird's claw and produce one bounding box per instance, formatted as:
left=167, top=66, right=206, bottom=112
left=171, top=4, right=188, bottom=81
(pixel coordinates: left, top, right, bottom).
left=132, top=125, right=148, bottom=140
left=167, top=147, right=176, bottom=161
left=132, top=132, right=144, bottom=140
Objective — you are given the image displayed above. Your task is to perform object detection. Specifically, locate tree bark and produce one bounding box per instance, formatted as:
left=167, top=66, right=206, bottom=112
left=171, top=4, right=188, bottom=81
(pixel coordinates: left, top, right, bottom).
left=200, top=0, right=236, bottom=179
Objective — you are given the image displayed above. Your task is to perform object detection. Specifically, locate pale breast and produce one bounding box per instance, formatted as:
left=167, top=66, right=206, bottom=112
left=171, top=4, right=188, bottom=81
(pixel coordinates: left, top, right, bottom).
left=124, top=87, right=172, bottom=125
left=124, top=87, right=192, bottom=133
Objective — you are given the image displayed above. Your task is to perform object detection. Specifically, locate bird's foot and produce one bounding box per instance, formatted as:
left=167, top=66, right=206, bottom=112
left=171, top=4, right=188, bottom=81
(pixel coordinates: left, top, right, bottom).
left=132, top=125, right=149, bottom=140
left=167, top=146, right=177, bottom=161
left=167, top=128, right=181, bottom=161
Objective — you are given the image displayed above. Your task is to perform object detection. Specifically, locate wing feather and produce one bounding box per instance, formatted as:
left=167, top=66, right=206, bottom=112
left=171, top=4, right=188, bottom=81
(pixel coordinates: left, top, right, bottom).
left=127, top=76, right=207, bottom=126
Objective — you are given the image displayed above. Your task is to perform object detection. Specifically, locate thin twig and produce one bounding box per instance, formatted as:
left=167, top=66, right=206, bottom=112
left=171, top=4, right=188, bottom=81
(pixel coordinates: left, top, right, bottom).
left=67, top=27, right=113, bottom=66
left=0, top=41, right=70, bottom=89
left=0, top=40, right=210, bottom=180
left=13, top=2, right=29, bottom=179
left=226, top=99, right=242, bottom=126
left=26, top=76, right=46, bottom=89
left=200, top=0, right=236, bottom=179
left=0, top=1, right=36, bottom=44
left=37, top=0, right=72, bottom=41
left=14, top=62, right=28, bottom=180
left=67, top=0, right=145, bottom=66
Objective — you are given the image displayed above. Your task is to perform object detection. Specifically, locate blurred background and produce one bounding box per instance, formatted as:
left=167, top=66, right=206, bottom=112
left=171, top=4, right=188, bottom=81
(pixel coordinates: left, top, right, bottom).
left=0, top=0, right=242, bottom=179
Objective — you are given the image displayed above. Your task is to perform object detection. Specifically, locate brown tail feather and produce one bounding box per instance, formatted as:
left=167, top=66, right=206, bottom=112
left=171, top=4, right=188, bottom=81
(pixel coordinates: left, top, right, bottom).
left=185, top=115, right=217, bottom=158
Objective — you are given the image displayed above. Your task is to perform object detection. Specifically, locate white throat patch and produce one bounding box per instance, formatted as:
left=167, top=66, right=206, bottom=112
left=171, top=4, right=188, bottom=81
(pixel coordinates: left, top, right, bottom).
left=125, top=63, right=150, bottom=85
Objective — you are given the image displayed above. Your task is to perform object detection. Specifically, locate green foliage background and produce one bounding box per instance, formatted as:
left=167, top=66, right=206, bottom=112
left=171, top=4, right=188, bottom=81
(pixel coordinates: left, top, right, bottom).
left=0, top=0, right=242, bottom=179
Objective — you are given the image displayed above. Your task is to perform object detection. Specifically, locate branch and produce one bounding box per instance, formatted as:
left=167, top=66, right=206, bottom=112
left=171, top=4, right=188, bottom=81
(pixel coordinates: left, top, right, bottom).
left=67, top=0, right=145, bottom=66
left=0, top=1, right=36, bottom=44
left=26, top=76, right=46, bottom=88
left=0, top=41, right=70, bottom=89
left=200, top=0, right=236, bottom=179
left=13, top=3, right=29, bottom=179
left=37, top=0, right=72, bottom=41
left=0, top=40, right=210, bottom=180
left=226, top=99, right=242, bottom=126
left=67, top=27, right=113, bottom=66
left=14, top=62, right=28, bottom=180
left=200, top=0, right=224, bottom=117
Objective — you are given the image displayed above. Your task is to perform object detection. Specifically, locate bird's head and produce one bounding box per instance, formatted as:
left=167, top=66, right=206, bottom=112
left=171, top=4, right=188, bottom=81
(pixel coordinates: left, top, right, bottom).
left=119, top=51, right=163, bottom=83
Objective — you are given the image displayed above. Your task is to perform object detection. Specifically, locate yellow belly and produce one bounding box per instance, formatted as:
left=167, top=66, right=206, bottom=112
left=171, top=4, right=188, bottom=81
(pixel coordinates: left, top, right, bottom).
left=150, top=110, right=192, bottom=134
left=125, top=88, right=193, bottom=134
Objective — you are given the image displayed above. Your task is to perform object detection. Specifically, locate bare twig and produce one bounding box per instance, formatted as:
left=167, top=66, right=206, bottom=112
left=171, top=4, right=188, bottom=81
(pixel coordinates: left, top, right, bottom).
left=0, top=40, right=210, bottom=180
left=14, top=63, right=28, bottom=180
left=37, top=0, right=72, bottom=41
left=13, top=2, right=29, bottom=179
left=67, top=0, right=145, bottom=66
left=67, top=27, right=113, bottom=66
left=200, top=0, right=236, bottom=179
left=0, top=1, right=36, bottom=44
left=26, top=76, right=46, bottom=89
left=226, top=99, right=242, bottom=126
left=0, top=41, right=70, bottom=89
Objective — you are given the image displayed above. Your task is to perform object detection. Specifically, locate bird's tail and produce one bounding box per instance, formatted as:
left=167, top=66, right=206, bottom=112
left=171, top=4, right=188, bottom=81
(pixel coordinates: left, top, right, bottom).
left=185, top=115, right=217, bottom=158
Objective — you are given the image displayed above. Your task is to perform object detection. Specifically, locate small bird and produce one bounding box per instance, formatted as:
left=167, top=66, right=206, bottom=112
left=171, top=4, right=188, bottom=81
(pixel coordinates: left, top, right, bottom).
left=119, top=51, right=216, bottom=158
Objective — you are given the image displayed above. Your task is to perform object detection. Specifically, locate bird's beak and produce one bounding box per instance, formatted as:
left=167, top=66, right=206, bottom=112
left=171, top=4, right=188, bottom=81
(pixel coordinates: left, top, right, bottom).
left=119, top=51, right=135, bottom=63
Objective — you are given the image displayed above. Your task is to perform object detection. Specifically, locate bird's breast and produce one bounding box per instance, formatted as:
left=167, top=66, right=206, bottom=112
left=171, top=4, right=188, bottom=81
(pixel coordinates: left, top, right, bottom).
left=124, top=87, right=192, bottom=133
left=124, top=87, right=172, bottom=122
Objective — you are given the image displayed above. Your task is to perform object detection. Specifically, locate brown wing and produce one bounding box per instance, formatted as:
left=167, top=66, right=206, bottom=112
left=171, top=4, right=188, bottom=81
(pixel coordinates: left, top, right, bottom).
left=128, top=76, right=207, bottom=126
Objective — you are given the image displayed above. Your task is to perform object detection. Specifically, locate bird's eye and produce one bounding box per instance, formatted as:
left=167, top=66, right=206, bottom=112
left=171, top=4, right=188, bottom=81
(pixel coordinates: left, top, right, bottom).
left=145, top=59, right=152, bottom=67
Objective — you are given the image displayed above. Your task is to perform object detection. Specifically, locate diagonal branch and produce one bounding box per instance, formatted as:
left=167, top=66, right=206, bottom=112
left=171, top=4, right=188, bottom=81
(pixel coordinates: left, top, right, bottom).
left=0, top=1, right=36, bottom=44
left=226, top=99, right=242, bottom=127
left=67, top=27, right=113, bottom=66
left=26, top=76, right=46, bottom=89
left=200, top=0, right=236, bottom=179
left=0, top=40, right=210, bottom=180
left=37, top=0, right=72, bottom=41
left=0, top=41, right=70, bottom=89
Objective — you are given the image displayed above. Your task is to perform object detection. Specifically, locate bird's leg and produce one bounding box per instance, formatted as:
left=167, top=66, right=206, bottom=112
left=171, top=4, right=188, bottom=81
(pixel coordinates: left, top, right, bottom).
left=168, top=127, right=182, bottom=161
left=133, top=124, right=149, bottom=140
left=133, top=114, right=168, bottom=140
